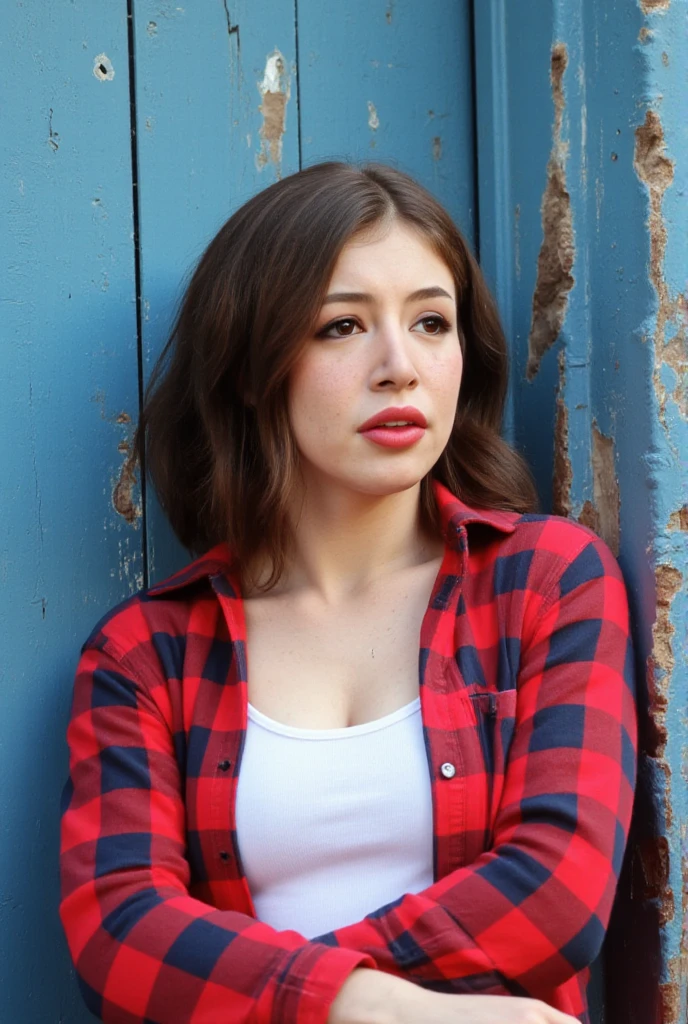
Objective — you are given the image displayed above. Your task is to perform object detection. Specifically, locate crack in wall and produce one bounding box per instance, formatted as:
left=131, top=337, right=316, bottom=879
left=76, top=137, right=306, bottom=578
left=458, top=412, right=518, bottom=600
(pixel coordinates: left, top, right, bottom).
left=527, top=43, right=575, bottom=380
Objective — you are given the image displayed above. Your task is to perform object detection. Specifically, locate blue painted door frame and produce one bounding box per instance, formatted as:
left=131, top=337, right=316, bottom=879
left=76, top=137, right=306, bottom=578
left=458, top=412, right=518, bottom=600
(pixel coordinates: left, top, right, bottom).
left=1, top=2, right=685, bottom=1021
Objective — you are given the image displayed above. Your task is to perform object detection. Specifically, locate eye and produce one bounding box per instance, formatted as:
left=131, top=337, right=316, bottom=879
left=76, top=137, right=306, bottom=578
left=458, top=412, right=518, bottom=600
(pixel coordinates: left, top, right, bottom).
left=413, top=315, right=452, bottom=335
left=317, top=317, right=362, bottom=339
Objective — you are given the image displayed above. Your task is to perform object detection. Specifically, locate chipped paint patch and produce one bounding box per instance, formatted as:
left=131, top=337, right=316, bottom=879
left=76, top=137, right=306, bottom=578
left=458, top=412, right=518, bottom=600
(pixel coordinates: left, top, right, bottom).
left=367, top=101, right=380, bottom=131
left=589, top=422, right=620, bottom=555
left=112, top=439, right=142, bottom=525
left=527, top=43, right=575, bottom=380
left=634, top=110, right=686, bottom=424
left=93, top=54, right=114, bottom=81
left=667, top=506, right=688, bottom=530
left=640, top=0, right=671, bottom=12
left=255, top=50, right=290, bottom=177
left=647, top=564, right=683, bottom=757
left=553, top=350, right=573, bottom=517
left=636, top=836, right=674, bottom=924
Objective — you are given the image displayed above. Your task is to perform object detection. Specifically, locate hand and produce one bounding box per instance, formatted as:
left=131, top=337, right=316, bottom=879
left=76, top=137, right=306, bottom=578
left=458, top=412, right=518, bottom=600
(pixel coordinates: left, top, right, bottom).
left=327, top=969, right=581, bottom=1024
left=396, top=988, right=581, bottom=1024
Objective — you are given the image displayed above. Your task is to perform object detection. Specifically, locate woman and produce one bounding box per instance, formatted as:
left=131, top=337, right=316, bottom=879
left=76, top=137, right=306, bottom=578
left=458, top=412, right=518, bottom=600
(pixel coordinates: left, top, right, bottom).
left=59, top=162, right=637, bottom=1024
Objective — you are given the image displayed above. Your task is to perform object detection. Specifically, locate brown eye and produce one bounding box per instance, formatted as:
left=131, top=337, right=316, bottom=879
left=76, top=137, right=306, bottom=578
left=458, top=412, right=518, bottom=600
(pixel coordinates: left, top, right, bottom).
left=415, top=316, right=451, bottom=335
left=319, top=318, right=360, bottom=338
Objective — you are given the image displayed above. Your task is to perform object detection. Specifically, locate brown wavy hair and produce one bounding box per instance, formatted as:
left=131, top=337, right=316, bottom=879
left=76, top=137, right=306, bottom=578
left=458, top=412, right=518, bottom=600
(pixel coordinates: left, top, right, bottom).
left=133, top=161, right=538, bottom=592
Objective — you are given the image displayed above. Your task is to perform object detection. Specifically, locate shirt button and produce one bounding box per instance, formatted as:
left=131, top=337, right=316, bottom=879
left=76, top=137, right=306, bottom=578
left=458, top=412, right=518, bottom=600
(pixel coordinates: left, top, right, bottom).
left=219, top=850, right=231, bottom=862
left=217, top=760, right=232, bottom=772
left=440, top=762, right=456, bottom=779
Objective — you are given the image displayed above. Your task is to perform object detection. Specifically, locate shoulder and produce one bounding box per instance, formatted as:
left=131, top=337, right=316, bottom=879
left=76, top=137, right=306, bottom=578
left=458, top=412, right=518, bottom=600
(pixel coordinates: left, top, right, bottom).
left=80, top=543, right=234, bottom=675
left=471, top=511, right=624, bottom=604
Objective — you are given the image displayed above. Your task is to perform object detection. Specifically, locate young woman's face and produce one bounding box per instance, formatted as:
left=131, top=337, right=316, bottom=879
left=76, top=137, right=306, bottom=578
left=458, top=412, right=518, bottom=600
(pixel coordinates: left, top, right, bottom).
left=287, top=219, right=463, bottom=500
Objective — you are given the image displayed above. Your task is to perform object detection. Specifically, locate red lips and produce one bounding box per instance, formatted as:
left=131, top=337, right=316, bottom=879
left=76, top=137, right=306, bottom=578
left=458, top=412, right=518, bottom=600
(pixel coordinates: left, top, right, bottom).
left=357, top=406, right=428, bottom=432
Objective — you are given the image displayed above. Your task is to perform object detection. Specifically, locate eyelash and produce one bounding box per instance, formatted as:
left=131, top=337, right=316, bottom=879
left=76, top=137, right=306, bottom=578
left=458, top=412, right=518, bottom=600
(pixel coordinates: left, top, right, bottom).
left=316, top=314, right=453, bottom=339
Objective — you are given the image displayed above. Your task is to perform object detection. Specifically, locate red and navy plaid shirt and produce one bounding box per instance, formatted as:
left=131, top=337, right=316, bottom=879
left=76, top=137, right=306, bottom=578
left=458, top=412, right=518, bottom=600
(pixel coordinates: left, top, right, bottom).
left=59, top=479, right=637, bottom=1024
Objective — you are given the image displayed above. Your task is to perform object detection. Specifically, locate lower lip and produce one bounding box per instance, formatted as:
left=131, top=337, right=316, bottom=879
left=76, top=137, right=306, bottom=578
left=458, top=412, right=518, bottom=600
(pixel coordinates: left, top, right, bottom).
left=360, top=425, right=426, bottom=448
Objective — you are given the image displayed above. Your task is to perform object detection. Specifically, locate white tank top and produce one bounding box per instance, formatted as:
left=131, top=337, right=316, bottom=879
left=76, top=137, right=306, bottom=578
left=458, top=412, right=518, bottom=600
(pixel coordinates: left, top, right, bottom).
left=234, top=696, right=434, bottom=938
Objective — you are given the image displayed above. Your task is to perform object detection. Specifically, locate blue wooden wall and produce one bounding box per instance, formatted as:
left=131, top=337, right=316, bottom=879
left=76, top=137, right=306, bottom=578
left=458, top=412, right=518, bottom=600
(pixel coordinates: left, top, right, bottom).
left=2, top=2, right=686, bottom=1022
left=1, top=3, right=473, bottom=1021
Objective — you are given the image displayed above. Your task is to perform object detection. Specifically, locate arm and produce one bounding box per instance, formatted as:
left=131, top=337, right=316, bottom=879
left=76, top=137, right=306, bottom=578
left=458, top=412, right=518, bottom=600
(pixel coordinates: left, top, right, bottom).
left=316, top=536, right=638, bottom=998
left=59, top=645, right=375, bottom=1024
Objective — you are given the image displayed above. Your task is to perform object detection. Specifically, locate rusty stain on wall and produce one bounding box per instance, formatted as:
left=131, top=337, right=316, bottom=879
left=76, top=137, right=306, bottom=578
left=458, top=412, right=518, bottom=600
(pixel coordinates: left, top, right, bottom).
left=256, top=50, right=290, bottom=177
left=527, top=43, right=575, bottom=380
left=634, top=109, right=686, bottom=424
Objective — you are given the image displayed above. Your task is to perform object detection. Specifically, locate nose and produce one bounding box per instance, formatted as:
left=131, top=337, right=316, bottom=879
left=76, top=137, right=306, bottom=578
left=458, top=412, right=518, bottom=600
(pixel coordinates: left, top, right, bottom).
left=370, top=318, right=419, bottom=390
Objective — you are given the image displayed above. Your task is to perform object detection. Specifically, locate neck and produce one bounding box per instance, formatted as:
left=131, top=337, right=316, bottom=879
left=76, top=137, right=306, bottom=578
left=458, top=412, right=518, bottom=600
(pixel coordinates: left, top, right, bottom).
left=249, top=478, right=442, bottom=604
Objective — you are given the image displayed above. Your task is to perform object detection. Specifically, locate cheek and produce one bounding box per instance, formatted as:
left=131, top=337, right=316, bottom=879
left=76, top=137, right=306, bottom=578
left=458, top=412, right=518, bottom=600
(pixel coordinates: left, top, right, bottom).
left=428, top=346, right=463, bottom=403
left=288, top=354, right=359, bottom=438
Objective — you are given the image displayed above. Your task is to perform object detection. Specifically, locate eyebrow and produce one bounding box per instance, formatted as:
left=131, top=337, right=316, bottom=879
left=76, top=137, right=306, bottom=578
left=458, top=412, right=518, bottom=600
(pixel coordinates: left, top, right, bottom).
left=322, top=286, right=454, bottom=305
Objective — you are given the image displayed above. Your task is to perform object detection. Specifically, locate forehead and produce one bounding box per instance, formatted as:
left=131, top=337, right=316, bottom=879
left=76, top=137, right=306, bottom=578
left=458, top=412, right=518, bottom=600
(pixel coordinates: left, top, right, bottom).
left=330, top=220, right=453, bottom=290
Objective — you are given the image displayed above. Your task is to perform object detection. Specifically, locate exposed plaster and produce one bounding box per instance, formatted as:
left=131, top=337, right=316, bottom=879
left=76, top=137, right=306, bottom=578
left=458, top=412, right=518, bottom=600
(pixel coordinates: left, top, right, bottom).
left=256, top=50, right=290, bottom=177
left=527, top=43, right=575, bottom=380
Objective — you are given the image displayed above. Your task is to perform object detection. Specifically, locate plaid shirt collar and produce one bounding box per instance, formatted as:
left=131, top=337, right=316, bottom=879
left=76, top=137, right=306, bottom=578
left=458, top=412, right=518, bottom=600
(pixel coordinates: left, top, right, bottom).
left=146, top=479, right=517, bottom=598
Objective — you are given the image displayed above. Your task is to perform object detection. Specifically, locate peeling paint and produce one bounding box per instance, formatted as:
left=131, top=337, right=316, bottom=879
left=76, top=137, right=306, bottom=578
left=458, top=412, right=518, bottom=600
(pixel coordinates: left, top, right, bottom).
left=526, top=43, right=575, bottom=380
left=255, top=50, right=290, bottom=177
left=667, top=506, right=688, bottom=531
left=640, top=0, right=671, bottom=12
left=633, top=110, right=686, bottom=424
left=647, top=564, right=683, bottom=758
left=660, top=955, right=687, bottom=1024
left=553, top=350, right=573, bottom=517
left=584, top=422, right=620, bottom=556
left=367, top=100, right=380, bottom=131
left=636, top=836, right=674, bottom=924
left=112, top=439, right=142, bottom=525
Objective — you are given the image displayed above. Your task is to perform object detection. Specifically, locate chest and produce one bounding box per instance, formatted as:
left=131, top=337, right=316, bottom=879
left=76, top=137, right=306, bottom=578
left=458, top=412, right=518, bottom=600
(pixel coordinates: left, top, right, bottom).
left=242, top=558, right=443, bottom=729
